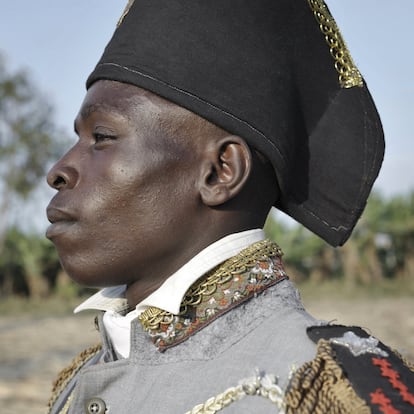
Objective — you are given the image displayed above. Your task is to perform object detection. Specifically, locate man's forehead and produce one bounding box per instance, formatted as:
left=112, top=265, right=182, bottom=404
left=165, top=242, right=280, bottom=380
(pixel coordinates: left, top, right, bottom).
left=81, top=81, right=217, bottom=137
left=76, top=82, right=169, bottom=127
left=83, top=80, right=194, bottom=118
left=83, top=81, right=153, bottom=108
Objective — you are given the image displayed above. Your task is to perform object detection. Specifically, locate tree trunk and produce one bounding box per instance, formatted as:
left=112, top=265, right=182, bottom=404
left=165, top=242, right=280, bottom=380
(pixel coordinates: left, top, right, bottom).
left=340, top=240, right=360, bottom=288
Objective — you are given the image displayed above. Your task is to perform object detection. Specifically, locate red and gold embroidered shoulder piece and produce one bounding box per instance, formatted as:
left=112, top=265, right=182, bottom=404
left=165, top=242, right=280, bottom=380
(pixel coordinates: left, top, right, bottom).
left=287, top=325, right=414, bottom=414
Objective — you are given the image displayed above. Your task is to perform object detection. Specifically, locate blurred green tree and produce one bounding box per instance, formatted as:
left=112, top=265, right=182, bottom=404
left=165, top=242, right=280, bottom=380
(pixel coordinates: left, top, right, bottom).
left=0, top=227, right=62, bottom=297
left=264, top=211, right=339, bottom=282
left=265, top=192, right=414, bottom=284
left=362, top=192, right=414, bottom=280
left=0, top=53, right=67, bottom=244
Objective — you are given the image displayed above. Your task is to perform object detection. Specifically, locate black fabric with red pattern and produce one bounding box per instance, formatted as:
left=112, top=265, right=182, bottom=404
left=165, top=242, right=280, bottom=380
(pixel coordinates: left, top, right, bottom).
left=307, top=325, right=414, bottom=414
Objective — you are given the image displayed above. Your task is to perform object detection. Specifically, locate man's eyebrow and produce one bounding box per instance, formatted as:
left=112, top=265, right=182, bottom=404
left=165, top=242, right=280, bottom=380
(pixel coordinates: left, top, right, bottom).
left=73, top=103, right=133, bottom=133
left=80, top=101, right=143, bottom=121
left=73, top=104, right=114, bottom=135
left=80, top=103, right=116, bottom=119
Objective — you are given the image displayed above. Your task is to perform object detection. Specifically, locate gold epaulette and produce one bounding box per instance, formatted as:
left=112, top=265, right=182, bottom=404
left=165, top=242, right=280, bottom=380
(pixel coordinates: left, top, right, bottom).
left=47, top=343, right=102, bottom=413
left=285, top=339, right=370, bottom=413
left=289, top=325, right=414, bottom=413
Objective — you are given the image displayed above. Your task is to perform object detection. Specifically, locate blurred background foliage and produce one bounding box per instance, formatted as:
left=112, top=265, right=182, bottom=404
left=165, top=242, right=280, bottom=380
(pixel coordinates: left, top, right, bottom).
left=0, top=53, right=413, bottom=302
left=0, top=54, right=67, bottom=239
left=265, top=192, right=414, bottom=289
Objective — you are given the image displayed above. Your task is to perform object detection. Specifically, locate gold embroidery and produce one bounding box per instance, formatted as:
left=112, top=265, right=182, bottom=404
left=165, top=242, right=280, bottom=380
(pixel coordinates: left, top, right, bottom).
left=47, top=343, right=102, bottom=413
left=285, top=339, right=370, bottom=413
left=117, top=0, right=136, bottom=28
left=185, top=372, right=285, bottom=414
left=139, top=239, right=282, bottom=332
left=307, top=0, right=363, bottom=88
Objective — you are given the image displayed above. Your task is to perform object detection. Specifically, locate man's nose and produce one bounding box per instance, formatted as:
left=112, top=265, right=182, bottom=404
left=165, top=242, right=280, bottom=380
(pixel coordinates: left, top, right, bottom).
left=46, top=150, right=80, bottom=191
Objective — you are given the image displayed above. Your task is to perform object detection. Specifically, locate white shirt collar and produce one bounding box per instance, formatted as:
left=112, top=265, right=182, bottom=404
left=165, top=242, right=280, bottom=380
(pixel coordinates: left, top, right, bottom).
left=74, top=229, right=265, bottom=315
left=76, top=229, right=265, bottom=359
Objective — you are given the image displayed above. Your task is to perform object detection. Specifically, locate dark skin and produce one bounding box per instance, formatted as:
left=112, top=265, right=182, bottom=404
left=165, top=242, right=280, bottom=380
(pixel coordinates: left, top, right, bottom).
left=46, top=80, right=277, bottom=308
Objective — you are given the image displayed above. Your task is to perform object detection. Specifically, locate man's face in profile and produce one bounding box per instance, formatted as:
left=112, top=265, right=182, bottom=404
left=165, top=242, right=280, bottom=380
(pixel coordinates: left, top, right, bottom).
left=46, top=80, right=203, bottom=289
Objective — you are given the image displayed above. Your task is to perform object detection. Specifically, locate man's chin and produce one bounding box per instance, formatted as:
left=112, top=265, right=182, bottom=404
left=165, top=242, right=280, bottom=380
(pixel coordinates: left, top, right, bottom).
left=60, top=263, right=121, bottom=290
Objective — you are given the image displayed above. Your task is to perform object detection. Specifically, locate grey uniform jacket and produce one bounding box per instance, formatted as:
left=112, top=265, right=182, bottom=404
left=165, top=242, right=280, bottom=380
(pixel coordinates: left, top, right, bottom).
left=49, top=240, right=414, bottom=413
left=50, top=279, right=319, bottom=413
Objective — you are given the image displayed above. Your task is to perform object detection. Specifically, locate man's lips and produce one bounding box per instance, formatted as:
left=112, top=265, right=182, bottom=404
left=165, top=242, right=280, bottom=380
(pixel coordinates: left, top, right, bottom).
left=46, top=205, right=76, bottom=223
left=46, top=206, right=76, bottom=238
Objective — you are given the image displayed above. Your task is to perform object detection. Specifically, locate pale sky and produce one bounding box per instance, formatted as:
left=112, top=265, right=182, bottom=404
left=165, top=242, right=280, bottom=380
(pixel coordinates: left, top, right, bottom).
left=1, top=0, right=413, bottom=231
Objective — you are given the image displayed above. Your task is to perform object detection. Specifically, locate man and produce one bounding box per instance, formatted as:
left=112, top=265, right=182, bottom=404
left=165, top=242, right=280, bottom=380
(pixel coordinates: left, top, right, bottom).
left=46, top=1, right=413, bottom=413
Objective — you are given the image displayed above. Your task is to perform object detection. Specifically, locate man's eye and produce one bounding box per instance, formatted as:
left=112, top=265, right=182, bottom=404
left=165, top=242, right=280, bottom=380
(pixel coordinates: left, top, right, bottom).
left=93, top=133, right=116, bottom=144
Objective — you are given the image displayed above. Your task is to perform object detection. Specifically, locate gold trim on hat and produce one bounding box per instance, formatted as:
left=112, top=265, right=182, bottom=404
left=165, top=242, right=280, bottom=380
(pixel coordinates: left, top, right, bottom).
left=307, top=0, right=363, bottom=88
left=117, top=0, right=136, bottom=27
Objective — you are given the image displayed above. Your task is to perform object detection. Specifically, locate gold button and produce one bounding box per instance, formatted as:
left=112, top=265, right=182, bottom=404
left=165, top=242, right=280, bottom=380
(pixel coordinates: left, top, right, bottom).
left=85, top=397, right=106, bottom=414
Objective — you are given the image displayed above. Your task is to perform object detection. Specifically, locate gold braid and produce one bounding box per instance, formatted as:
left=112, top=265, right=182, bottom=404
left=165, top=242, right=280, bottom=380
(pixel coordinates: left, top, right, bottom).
left=285, top=339, right=370, bottom=414
left=307, top=0, right=363, bottom=88
left=47, top=343, right=102, bottom=413
left=185, top=372, right=285, bottom=413
left=117, top=0, right=136, bottom=27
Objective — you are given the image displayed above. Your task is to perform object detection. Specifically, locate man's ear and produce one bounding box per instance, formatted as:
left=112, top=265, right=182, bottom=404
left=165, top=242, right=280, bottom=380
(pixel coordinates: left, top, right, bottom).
left=199, top=136, right=252, bottom=206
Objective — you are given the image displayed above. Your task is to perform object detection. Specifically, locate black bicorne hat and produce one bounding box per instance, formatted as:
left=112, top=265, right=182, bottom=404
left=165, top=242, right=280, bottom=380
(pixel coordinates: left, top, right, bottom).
left=87, top=0, right=384, bottom=246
